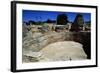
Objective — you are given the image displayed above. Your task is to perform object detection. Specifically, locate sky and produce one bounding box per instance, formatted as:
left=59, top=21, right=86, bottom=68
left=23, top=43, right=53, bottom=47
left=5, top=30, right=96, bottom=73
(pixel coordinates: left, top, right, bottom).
left=23, top=10, right=91, bottom=23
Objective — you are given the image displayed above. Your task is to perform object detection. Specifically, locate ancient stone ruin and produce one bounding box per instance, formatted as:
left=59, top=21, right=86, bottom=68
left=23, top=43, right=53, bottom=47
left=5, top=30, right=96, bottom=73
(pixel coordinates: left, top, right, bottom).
left=22, top=13, right=91, bottom=63
left=70, top=14, right=84, bottom=32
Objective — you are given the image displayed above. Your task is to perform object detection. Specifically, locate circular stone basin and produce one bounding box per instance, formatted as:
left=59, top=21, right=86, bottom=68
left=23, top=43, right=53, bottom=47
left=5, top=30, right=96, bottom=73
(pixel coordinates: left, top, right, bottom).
left=40, top=41, right=87, bottom=61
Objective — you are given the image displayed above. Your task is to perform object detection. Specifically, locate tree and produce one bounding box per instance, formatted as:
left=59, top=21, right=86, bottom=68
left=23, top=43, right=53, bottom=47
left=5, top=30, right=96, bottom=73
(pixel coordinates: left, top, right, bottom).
left=57, top=14, right=68, bottom=25
left=46, top=19, right=53, bottom=23
left=29, top=20, right=36, bottom=25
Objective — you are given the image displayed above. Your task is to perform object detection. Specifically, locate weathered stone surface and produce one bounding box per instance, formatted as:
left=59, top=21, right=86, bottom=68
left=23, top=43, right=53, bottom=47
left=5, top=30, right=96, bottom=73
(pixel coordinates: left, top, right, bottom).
left=23, top=41, right=87, bottom=62
left=22, top=31, right=66, bottom=62
left=22, top=31, right=90, bottom=62
left=23, top=24, right=29, bottom=37
left=22, top=55, right=39, bottom=63
left=23, top=31, right=66, bottom=52
left=40, top=41, right=87, bottom=61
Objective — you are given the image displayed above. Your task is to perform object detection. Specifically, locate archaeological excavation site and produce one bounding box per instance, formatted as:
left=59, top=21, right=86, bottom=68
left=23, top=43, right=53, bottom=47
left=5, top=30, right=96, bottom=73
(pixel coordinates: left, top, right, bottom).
left=22, top=10, right=91, bottom=63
